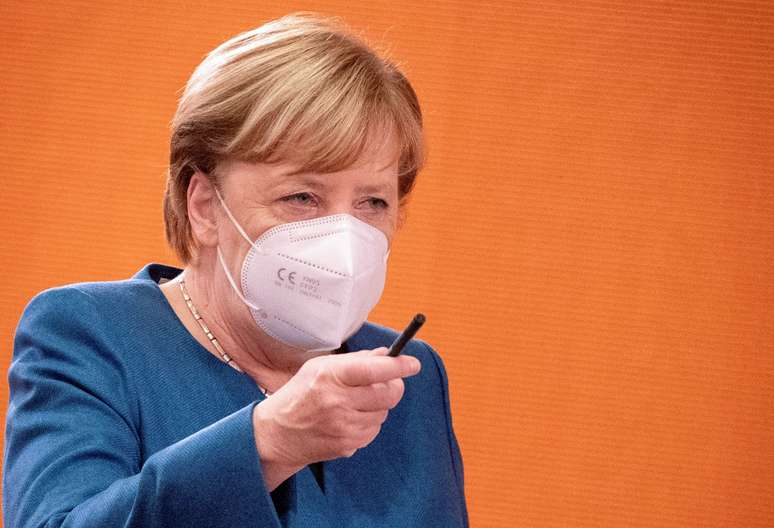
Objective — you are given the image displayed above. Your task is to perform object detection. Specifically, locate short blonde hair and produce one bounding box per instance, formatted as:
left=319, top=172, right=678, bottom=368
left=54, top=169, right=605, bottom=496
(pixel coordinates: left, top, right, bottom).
left=163, top=13, right=425, bottom=263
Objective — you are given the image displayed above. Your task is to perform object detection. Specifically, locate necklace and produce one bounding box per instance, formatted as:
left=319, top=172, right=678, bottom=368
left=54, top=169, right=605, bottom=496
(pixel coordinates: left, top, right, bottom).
left=179, top=277, right=245, bottom=374
left=178, top=278, right=271, bottom=397
left=178, top=277, right=273, bottom=397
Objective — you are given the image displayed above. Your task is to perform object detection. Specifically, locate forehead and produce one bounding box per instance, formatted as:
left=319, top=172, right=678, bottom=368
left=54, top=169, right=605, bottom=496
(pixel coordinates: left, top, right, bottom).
left=221, top=132, right=400, bottom=195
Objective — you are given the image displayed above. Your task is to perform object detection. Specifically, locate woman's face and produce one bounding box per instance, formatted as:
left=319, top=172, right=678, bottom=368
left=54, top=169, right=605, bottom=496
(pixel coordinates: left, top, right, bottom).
left=188, top=133, right=401, bottom=362
left=215, top=133, right=401, bottom=260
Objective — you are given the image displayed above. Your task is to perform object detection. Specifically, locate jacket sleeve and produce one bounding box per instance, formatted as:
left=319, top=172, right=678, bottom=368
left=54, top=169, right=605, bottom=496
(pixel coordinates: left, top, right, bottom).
left=3, top=288, right=281, bottom=528
left=422, top=341, right=469, bottom=528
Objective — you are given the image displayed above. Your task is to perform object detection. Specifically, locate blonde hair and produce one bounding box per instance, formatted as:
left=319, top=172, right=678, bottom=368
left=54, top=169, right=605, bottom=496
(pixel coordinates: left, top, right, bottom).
left=164, top=13, right=425, bottom=263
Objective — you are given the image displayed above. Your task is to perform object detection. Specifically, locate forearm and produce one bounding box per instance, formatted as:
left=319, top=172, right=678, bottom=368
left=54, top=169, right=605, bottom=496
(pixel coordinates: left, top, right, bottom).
left=6, top=405, right=282, bottom=528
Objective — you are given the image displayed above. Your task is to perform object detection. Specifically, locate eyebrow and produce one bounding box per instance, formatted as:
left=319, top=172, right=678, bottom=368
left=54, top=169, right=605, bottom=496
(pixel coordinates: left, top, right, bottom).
left=269, top=173, right=396, bottom=195
left=354, top=183, right=396, bottom=195
left=266, top=173, right=327, bottom=191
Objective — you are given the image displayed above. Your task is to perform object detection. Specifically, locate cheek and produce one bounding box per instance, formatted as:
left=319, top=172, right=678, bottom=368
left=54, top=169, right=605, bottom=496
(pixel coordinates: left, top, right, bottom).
left=220, top=204, right=279, bottom=243
left=216, top=228, right=250, bottom=280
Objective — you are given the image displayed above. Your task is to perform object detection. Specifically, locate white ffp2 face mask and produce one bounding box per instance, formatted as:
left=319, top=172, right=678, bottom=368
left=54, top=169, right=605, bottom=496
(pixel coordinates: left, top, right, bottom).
left=215, top=189, right=389, bottom=352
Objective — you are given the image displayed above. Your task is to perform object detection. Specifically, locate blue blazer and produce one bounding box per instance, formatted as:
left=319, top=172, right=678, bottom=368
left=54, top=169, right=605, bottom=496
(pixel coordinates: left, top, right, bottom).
left=4, top=264, right=468, bottom=527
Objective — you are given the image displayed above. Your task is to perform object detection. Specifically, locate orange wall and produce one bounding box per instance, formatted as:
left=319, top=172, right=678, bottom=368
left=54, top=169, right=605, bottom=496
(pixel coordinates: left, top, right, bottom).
left=2, top=1, right=773, bottom=526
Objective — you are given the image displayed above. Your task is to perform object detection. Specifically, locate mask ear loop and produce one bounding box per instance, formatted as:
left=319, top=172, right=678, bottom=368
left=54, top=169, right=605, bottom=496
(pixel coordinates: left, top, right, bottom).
left=213, top=186, right=266, bottom=314
left=216, top=248, right=265, bottom=313
left=214, top=187, right=262, bottom=250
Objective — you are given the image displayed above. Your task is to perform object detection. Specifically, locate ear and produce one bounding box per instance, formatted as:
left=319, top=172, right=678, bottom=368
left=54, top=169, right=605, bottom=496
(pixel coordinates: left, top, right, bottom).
left=187, top=171, right=219, bottom=250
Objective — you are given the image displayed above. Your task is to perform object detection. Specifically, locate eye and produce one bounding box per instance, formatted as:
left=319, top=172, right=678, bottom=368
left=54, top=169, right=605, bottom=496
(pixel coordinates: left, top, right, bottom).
left=281, top=192, right=318, bottom=207
left=363, top=197, right=389, bottom=210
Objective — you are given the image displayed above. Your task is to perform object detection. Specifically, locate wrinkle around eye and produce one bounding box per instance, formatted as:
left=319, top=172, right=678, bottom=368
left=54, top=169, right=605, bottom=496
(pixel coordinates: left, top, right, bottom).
left=280, top=192, right=319, bottom=208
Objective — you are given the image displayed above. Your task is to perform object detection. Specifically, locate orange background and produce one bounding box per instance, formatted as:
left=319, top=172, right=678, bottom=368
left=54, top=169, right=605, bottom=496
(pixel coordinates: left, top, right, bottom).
left=2, top=1, right=773, bottom=526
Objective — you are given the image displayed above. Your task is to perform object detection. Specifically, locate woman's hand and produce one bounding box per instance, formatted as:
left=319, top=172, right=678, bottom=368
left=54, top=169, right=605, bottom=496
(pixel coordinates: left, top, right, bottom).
left=251, top=347, right=421, bottom=491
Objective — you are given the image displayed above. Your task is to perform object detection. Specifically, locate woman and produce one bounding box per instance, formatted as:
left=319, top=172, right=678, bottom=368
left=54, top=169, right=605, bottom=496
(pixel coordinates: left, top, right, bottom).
left=3, top=13, right=467, bottom=527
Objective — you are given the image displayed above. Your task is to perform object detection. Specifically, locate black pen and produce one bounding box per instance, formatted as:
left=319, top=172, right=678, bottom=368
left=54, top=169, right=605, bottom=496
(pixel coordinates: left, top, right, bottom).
left=388, top=313, right=426, bottom=357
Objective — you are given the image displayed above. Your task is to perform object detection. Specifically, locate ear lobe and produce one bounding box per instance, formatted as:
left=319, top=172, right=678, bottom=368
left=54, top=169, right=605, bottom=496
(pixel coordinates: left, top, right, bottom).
left=187, top=171, right=219, bottom=250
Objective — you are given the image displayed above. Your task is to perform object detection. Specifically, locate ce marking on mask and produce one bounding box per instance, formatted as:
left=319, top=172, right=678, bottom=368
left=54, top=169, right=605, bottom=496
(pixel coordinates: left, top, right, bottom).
left=276, top=267, right=296, bottom=285
left=275, top=267, right=324, bottom=301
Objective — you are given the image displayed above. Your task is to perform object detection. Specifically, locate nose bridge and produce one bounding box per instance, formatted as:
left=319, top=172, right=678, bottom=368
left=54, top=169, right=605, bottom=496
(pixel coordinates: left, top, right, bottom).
left=324, top=191, right=356, bottom=217
left=327, top=205, right=355, bottom=217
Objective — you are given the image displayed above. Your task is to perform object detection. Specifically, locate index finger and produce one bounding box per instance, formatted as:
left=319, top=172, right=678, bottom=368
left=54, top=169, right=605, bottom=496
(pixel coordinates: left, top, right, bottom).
left=333, top=354, right=421, bottom=387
